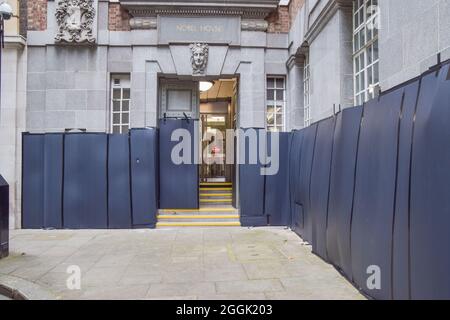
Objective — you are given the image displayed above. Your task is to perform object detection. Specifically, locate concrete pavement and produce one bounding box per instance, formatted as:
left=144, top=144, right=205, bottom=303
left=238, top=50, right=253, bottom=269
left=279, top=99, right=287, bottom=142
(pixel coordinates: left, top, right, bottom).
left=0, top=228, right=364, bottom=300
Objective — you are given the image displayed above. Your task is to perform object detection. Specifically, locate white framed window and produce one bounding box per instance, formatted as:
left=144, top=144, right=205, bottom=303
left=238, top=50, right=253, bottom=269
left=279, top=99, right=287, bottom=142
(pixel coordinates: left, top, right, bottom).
left=266, top=76, right=286, bottom=132
left=110, top=75, right=131, bottom=134
left=353, top=0, right=379, bottom=106
left=303, top=55, right=311, bottom=127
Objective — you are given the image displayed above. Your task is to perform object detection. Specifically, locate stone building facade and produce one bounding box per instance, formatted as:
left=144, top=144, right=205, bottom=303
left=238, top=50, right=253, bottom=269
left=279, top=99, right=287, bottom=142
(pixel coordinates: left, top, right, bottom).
left=1, top=0, right=450, bottom=228
left=0, top=0, right=27, bottom=229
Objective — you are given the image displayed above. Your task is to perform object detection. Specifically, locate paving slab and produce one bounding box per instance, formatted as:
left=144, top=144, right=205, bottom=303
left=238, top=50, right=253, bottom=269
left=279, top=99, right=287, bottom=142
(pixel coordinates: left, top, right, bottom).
left=0, top=228, right=365, bottom=300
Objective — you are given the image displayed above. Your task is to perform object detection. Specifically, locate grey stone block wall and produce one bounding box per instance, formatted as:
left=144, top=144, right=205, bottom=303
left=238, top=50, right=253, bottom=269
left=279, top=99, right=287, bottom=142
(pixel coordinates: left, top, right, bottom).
left=287, top=60, right=305, bottom=130
left=27, top=46, right=108, bottom=132
left=0, top=45, right=27, bottom=229
left=289, top=0, right=450, bottom=125
left=308, top=9, right=353, bottom=123
left=379, top=0, right=450, bottom=90
left=288, top=1, right=354, bottom=125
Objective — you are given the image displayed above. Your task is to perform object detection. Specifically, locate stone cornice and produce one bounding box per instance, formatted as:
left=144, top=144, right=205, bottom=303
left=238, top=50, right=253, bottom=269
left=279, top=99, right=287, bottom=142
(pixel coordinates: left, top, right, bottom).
left=129, top=16, right=268, bottom=31
left=4, top=35, right=27, bottom=49
left=121, top=0, right=279, bottom=19
left=286, top=53, right=305, bottom=70
left=304, top=0, right=352, bottom=44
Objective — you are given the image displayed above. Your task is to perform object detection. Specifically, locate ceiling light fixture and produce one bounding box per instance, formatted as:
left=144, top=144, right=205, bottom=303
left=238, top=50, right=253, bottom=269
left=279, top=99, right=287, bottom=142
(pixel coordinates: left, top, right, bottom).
left=199, top=81, right=214, bottom=92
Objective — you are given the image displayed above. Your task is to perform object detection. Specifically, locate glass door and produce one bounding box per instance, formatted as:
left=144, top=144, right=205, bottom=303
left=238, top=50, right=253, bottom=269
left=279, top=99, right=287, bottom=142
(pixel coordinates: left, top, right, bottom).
left=200, top=114, right=229, bottom=182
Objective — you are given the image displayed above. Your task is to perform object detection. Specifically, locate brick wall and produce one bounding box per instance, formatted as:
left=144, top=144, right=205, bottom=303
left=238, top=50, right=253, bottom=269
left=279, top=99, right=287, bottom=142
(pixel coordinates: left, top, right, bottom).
left=19, top=0, right=28, bottom=37
left=266, top=0, right=306, bottom=34
left=108, top=3, right=131, bottom=31
left=27, top=0, right=47, bottom=31
left=289, top=0, right=305, bottom=25
left=267, top=6, right=290, bottom=33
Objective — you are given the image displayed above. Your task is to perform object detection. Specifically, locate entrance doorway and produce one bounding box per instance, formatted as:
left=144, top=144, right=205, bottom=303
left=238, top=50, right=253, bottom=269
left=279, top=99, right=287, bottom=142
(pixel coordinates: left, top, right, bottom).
left=199, top=78, right=237, bottom=208
left=158, top=77, right=239, bottom=222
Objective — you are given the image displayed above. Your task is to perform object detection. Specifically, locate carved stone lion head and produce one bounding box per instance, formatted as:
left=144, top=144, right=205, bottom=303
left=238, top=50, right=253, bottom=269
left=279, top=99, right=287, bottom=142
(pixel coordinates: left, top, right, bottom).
left=190, top=43, right=209, bottom=75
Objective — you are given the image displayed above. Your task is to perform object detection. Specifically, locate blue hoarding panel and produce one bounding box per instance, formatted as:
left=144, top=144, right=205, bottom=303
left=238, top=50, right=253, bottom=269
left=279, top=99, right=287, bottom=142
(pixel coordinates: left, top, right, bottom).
left=130, top=129, right=158, bottom=228
left=310, top=117, right=335, bottom=260
left=410, top=66, right=450, bottom=299
left=289, top=131, right=304, bottom=234
left=108, top=134, right=132, bottom=229
left=239, top=128, right=266, bottom=226
left=265, top=132, right=291, bottom=226
left=351, top=90, right=403, bottom=300
left=297, top=124, right=318, bottom=243
left=63, top=134, right=108, bottom=229
left=43, top=134, right=63, bottom=229
left=326, top=106, right=362, bottom=280
left=392, top=80, right=420, bottom=300
left=159, top=119, right=198, bottom=210
left=22, top=134, right=44, bottom=229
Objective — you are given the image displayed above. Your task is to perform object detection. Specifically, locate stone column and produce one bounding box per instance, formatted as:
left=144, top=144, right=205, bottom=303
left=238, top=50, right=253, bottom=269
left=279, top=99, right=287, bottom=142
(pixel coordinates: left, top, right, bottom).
left=144, top=61, right=161, bottom=128
left=286, top=53, right=305, bottom=131
left=237, top=48, right=266, bottom=129
left=0, top=39, right=27, bottom=229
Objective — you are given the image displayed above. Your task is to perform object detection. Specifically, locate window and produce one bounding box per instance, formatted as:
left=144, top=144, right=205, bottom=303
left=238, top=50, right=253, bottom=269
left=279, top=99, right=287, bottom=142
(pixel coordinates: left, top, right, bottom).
left=111, top=75, right=131, bottom=134
left=353, top=0, right=379, bottom=105
left=266, top=77, right=286, bottom=132
left=303, top=55, right=311, bottom=127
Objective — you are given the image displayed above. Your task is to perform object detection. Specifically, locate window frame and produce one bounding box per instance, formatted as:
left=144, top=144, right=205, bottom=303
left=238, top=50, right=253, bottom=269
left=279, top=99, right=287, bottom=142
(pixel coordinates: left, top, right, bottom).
left=353, top=0, right=380, bottom=106
left=266, top=76, right=286, bottom=133
left=303, top=54, right=311, bottom=127
left=110, top=75, right=131, bottom=134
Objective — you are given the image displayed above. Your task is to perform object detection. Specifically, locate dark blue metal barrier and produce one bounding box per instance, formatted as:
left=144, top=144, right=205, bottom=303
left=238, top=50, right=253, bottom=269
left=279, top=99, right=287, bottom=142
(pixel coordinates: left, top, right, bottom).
left=326, top=106, right=362, bottom=282
left=63, top=134, right=108, bottom=229
left=159, top=119, right=198, bottom=210
left=289, top=131, right=304, bottom=235
left=22, top=134, right=44, bottom=229
left=0, top=175, right=8, bottom=258
left=310, top=117, right=335, bottom=260
left=392, top=80, right=421, bottom=300
left=130, top=129, right=158, bottom=228
left=22, top=130, right=158, bottom=230
left=108, top=134, right=132, bottom=229
left=265, top=132, right=291, bottom=226
left=239, top=128, right=266, bottom=226
left=43, top=134, right=63, bottom=229
left=289, top=131, right=304, bottom=206
left=296, top=124, right=317, bottom=243
left=351, top=90, right=403, bottom=300
left=410, top=65, right=450, bottom=299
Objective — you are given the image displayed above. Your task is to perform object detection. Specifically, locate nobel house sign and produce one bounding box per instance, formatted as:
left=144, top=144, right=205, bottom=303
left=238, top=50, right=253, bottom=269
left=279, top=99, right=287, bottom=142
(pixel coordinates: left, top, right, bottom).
left=158, top=16, right=240, bottom=45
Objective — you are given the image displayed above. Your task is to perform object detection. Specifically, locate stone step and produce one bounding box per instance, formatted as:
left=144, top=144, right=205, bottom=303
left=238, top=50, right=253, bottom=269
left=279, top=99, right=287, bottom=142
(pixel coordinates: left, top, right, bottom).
left=199, top=193, right=233, bottom=198
left=157, top=214, right=240, bottom=223
left=199, top=187, right=233, bottom=192
left=159, top=207, right=238, bottom=215
left=156, top=221, right=241, bottom=228
left=199, top=182, right=232, bottom=187
left=200, top=198, right=233, bottom=204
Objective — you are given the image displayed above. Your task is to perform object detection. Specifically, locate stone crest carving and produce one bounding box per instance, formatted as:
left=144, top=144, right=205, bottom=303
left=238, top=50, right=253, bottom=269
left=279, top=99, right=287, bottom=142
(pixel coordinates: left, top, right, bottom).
left=55, top=0, right=96, bottom=44
left=190, top=43, right=209, bottom=75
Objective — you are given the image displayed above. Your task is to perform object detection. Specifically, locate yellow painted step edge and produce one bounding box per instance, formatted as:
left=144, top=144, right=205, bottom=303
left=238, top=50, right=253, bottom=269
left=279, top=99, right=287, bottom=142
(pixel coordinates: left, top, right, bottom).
left=200, top=188, right=232, bottom=191
left=157, top=222, right=241, bottom=227
left=200, top=199, right=233, bottom=203
left=200, top=182, right=232, bottom=186
left=160, top=208, right=237, bottom=213
left=200, top=193, right=232, bottom=197
left=158, top=215, right=239, bottom=219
